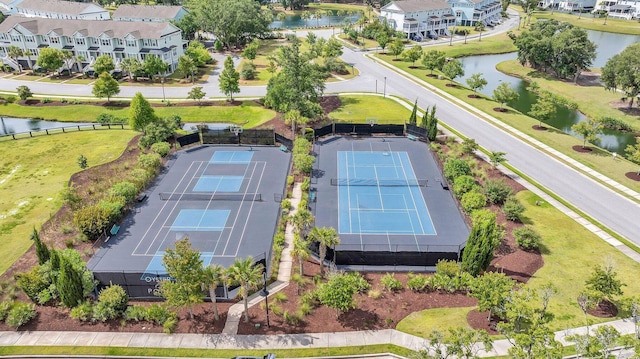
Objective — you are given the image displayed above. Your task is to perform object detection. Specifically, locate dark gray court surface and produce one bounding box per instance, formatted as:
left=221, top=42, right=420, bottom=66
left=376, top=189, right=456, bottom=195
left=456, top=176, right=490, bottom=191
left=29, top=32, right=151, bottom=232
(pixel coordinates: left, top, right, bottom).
left=87, top=145, right=291, bottom=298
left=311, top=136, right=469, bottom=270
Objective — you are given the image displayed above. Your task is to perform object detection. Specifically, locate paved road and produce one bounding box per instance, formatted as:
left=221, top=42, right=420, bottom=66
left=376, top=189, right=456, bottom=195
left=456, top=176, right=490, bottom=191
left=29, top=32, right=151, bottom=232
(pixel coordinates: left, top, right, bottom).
left=1, top=14, right=639, bottom=246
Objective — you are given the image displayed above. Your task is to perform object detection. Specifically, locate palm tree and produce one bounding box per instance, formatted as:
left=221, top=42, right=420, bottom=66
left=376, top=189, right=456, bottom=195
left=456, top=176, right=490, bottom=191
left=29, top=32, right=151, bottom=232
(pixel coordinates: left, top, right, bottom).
left=61, top=50, right=73, bottom=73
left=290, top=208, right=314, bottom=237
left=309, top=227, right=340, bottom=276
left=291, top=233, right=311, bottom=277
left=202, top=265, right=225, bottom=321
left=227, top=257, right=264, bottom=323
left=7, top=46, right=24, bottom=72
left=301, top=11, right=311, bottom=27
left=74, top=54, right=85, bottom=75
left=277, top=12, right=286, bottom=24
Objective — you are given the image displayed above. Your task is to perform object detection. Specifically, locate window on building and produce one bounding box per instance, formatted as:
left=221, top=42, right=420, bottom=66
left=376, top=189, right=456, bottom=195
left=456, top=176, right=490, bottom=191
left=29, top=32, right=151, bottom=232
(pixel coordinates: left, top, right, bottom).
left=30, top=49, right=37, bottom=56
left=127, top=40, right=136, bottom=47
left=75, top=38, right=85, bottom=45
left=50, top=37, right=60, bottom=44
left=11, top=35, right=21, bottom=42
left=25, top=36, right=34, bottom=43
left=101, top=39, right=110, bottom=46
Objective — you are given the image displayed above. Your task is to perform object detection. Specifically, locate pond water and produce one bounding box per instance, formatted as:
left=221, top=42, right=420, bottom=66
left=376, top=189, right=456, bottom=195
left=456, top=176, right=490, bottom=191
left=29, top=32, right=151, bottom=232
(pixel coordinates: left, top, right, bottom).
left=0, top=117, right=87, bottom=136
left=270, top=13, right=360, bottom=29
left=457, top=30, right=640, bottom=153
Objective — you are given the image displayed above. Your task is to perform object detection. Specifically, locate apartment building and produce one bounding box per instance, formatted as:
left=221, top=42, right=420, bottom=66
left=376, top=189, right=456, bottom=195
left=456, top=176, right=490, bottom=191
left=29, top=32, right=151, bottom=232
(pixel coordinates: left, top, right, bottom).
left=594, top=0, right=640, bottom=19
left=112, top=5, right=188, bottom=22
left=13, top=0, right=109, bottom=20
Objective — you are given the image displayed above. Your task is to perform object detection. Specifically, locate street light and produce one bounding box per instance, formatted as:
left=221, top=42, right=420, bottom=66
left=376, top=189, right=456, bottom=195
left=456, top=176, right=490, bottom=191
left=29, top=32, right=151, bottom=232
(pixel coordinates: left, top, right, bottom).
left=383, top=76, right=387, bottom=98
left=260, top=272, right=270, bottom=328
left=161, top=75, right=166, bottom=102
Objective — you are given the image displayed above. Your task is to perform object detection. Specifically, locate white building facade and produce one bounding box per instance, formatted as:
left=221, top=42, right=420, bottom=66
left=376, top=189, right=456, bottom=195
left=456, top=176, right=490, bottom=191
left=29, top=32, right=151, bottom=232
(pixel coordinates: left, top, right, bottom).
left=381, top=0, right=502, bottom=39
left=112, top=5, right=189, bottom=22
left=594, top=0, right=640, bottom=19
left=13, top=0, right=109, bottom=20
left=0, top=17, right=184, bottom=72
left=558, top=0, right=598, bottom=11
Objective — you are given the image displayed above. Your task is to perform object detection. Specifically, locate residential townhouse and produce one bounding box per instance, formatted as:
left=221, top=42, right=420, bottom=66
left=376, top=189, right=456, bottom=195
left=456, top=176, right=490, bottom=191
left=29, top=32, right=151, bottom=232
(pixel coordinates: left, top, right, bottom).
left=112, top=4, right=188, bottom=22
left=558, top=0, right=598, bottom=11
left=13, top=0, right=109, bottom=20
left=0, top=16, right=184, bottom=73
left=381, top=0, right=501, bottom=40
left=594, top=0, right=640, bottom=18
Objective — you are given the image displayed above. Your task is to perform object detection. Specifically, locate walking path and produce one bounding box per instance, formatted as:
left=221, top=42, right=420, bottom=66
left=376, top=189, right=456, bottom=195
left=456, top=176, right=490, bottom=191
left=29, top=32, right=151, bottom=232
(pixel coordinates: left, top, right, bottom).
left=0, top=318, right=636, bottom=357
left=221, top=183, right=302, bottom=335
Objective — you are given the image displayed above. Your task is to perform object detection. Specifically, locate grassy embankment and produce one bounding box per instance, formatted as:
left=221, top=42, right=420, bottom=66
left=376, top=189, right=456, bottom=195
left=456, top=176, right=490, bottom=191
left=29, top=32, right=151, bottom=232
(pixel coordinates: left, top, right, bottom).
left=0, top=130, right=137, bottom=275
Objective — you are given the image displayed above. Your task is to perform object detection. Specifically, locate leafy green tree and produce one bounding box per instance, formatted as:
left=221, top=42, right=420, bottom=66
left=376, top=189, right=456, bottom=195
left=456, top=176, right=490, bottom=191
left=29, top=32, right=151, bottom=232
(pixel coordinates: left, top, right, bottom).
left=488, top=151, right=506, bottom=167
left=128, top=92, right=156, bottom=132
left=528, top=93, right=555, bottom=128
left=427, top=105, right=438, bottom=141
left=266, top=60, right=277, bottom=78
left=585, top=261, right=626, bottom=304
left=194, top=0, right=270, bottom=50
left=143, top=55, right=169, bottom=82
left=120, top=57, right=142, bottom=81
left=422, top=50, right=447, bottom=75
left=376, top=32, right=390, bottom=53
left=388, top=38, right=404, bottom=60
left=402, top=45, right=423, bottom=67
left=8, top=46, right=24, bottom=71
left=16, top=85, right=32, bottom=101
left=322, top=38, right=343, bottom=59
left=93, top=55, right=115, bottom=76
left=219, top=56, right=240, bottom=101
left=172, top=11, right=199, bottom=40
left=31, top=227, right=49, bottom=265
left=226, top=257, right=264, bottom=323
left=160, top=238, right=204, bottom=319
left=461, top=209, right=503, bottom=276
left=317, top=272, right=369, bottom=316
left=177, top=55, right=197, bottom=83
left=441, top=59, right=464, bottom=85
left=58, top=256, right=84, bottom=308
left=61, top=49, right=73, bottom=71
left=184, top=41, right=211, bottom=67
left=36, top=48, right=64, bottom=74
left=408, top=99, right=418, bottom=125
left=292, top=233, right=310, bottom=277
left=625, top=143, right=640, bottom=175
left=308, top=227, right=340, bottom=276
left=493, top=82, right=519, bottom=110
left=265, top=38, right=325, bottom=118
left=241, top=39, right=260, bottom=65
left=447, top=327, right=494, bottom=359
left=601, top=42, right=640, bottom=108
left=284, top=109, right=309, bottom=137
left=187, top=86, right=206, bottom=105
left=572, top=119, right=602, bottom=149
left=466, top=73, right=488, bottom=96
left=92, top=73, right=120, bottom=101
left=202, top=265, right=225, bottom=321
left=462, top=138, right=479, bottom=155
left=470, top=271, right=515, bottom=321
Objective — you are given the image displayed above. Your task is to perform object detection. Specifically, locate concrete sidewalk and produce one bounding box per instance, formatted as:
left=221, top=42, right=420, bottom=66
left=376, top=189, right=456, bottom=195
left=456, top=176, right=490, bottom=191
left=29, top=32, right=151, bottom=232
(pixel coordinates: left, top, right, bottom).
left=0, top=318, right=636, bottom=357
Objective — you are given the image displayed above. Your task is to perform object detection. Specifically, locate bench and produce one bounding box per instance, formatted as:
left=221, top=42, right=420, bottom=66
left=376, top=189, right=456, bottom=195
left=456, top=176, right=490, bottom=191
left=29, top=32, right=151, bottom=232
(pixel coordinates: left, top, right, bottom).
left=279, top=145, right=288, bottom=152
left=110, top=224, right=120, bottom=236
left=407, top=134, right=418, bottom=141
left=309, top=191, right=316, bottom=202
left=137, top=194, right=148, bottom=203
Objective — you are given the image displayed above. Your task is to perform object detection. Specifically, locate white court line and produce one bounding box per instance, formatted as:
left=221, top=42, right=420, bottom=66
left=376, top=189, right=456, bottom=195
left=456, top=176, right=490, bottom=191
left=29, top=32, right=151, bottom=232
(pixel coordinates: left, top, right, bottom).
left=397, top=153, right=427, bottom=236
left=226, top=161, right=267, bottom=257
left=132, top=161, right=205, bottom=256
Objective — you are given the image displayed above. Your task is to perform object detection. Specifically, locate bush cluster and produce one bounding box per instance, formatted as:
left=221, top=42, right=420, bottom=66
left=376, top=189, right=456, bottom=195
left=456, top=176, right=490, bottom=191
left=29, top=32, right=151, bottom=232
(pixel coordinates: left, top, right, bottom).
left=453, top=175, right=479, bottom=199
left=150, top=142, right=171, bottom=157
left=96, top=113, right=126, bottom=124
left=503, top=196, right=525, bottom=221
left=484, top=179, right=513, bottom=205
left=461, top=191, right=487, bottom=214
left=443, top=159, right=472, bottom=182
left=514, top=226, right=542, bottom=250
left=380, top=273, right=403, bottom=292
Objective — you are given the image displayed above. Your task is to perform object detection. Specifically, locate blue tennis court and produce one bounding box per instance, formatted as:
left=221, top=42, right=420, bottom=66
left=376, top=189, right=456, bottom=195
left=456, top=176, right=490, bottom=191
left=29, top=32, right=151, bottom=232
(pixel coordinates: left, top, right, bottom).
left=194, top=175, right=243, bottom=192
left=143, top=251, right=215, bottom=277
left=337, top=151, right=435, bottom=235
left=210, top=151, right=253, bottom=164
left=169, top=209, right=230, bottom=231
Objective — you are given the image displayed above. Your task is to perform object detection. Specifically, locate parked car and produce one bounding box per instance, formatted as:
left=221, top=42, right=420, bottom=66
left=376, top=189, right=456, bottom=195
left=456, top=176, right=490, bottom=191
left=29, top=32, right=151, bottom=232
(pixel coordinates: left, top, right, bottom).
left=110, top=69, right=124, bottom=80
left=32, top=66, right=47, bottom=75
left=83, top=69, right=96, bottom=78
left=57, top=68, right=71, bottom=76
left=232, top=354, right=276, bottom=359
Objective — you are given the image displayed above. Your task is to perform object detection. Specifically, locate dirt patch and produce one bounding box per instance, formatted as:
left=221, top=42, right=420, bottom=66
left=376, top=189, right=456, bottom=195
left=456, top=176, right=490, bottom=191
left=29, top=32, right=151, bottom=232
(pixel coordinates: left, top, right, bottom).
left=493, top=107, right=508, bottom=112
left=572, top=145, right=593, bottom=153
left=586, top=300, right=618, bottom=318
left=445, top=83, right=456, bottom=87
left=625, top=172, right=640, bottom=181
left=467, top=309, right=502, bottom=335
left=532, top=125, right=548, bottom=131
left=426, top=74, right=437, bottom=78
left=17, top=99, right=248, bottom=108
left=468, top=94, right=480, bottom=99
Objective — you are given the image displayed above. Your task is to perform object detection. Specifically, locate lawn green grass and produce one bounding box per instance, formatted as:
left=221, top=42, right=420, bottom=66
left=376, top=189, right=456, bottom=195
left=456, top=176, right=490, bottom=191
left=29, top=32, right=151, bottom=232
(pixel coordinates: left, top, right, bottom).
left=329, top=95, right=412, bottom=123
left=533, top=9, right=640, bottom=35
left=0, top=130, right=137, bottom=275
left=425, top=32, right=518, bottom=57
left=306, top=2, right=367, bottom=13
left=0, top=344, right=414, bottom=358
left=395, top=190, right=640, bottom=337
left=496, top=60, right=640, bottom=131
left=374, top=53, right=640, bottom=194
left=396, top=307, right=474, bottom=338
left=0, top=100, right=276, bottom=125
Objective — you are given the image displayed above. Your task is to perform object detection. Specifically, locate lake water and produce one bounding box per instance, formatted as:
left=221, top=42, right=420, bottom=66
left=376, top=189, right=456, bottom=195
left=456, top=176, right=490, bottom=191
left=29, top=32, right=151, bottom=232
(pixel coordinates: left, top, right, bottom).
left=0, top=117, right=86, bottom=136
left=270, top=14, right=360, bottom=29
left=457, top=30, right=639, bottom=153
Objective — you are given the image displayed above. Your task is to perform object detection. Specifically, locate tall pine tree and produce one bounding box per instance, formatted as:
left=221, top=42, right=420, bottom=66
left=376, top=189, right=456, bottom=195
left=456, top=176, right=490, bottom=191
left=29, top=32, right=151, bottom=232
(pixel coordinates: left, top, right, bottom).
left=219, top=56, right=240, bottom=101
left=58, top=257, right=84, bottom=308
left=420, top=106, right=429, bottom=129
left=461, top=210, right=502, bottom=276
left=31, top=227, right=49, bottom=265
left=427, top=104, right=438, bottom=141
left=408, top=99, right=418, bottom=125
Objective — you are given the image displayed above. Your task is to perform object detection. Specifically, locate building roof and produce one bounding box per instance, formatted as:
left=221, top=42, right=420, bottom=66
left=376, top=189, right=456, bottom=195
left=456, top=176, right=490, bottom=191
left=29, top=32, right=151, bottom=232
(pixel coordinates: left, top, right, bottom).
left=0, top=16, right=180, bottom=39
left=382, top=0, right=451, bottom=13
left=15, top=0, right=106, bottom=15
left=112, top=4, right=185, bottom=20
left=610, top=4, right=632, bottom=9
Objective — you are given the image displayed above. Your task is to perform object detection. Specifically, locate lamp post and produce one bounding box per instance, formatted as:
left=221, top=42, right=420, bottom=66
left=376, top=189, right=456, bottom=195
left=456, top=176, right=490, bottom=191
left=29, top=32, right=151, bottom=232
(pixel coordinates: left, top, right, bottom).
left=383, top=76, right=387, bottom=98
left=260, top=272, right=270, bottom=328
left=161, top=75, right=166, bottom=102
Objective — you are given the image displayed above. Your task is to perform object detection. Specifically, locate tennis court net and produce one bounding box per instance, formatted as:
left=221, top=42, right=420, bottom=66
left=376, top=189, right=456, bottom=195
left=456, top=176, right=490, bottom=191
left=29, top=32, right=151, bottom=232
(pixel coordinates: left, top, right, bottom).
left=159, top=192, right=262, bottom=201
left=330, top=178, right=428, bottom=187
